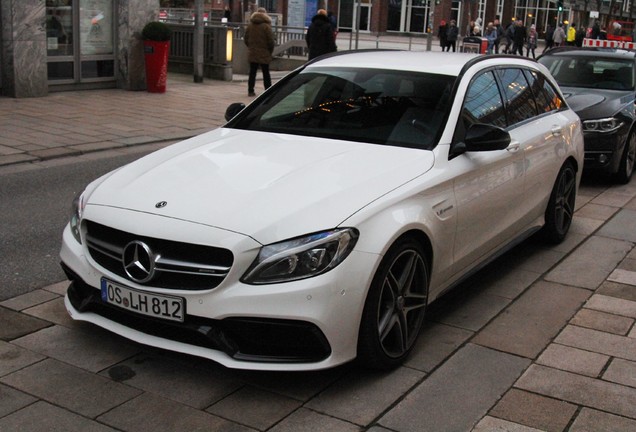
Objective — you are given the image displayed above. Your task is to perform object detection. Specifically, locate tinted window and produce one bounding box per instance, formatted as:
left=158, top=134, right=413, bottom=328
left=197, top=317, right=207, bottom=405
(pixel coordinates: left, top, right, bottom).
left=230, top=68, right=456, bottom=150
left=524, top=70, right=557, bottom=113
left=539, top=56, right=635, bottom=90
left=462, top=71, right=507, bottom=129
left=540, top=76, right=565, bottom=111
left=496, top=68, right=537, bottom=125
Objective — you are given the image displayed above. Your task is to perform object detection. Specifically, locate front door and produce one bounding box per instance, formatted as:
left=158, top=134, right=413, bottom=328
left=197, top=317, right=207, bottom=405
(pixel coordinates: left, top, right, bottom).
left=46, top=0, right=116, bottom=87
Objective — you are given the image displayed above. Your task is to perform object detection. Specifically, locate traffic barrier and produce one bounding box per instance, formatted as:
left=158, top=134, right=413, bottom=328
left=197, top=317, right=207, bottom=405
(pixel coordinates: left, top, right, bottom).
left=582, top=38, right=636, bottom=50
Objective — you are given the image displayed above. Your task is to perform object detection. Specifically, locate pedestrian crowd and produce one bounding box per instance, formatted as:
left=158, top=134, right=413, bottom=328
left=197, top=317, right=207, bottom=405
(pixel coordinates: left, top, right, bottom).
left=436, top=15, right=605, bottom=58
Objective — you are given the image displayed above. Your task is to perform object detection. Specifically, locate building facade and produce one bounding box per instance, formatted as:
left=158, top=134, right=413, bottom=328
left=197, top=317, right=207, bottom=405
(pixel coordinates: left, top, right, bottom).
left=1, top=0, right=158, bottom=97
left=2, top=0, right=634, bottom=97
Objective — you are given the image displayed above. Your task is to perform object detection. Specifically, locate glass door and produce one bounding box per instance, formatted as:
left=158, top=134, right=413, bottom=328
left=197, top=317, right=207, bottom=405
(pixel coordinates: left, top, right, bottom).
left=353, top=1, right=371, bottom=32
left=46, top=0, right=115, bottom=84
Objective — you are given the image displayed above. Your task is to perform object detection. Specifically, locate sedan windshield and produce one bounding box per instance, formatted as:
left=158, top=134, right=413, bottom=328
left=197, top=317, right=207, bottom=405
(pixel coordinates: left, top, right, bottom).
left=229, top=68, right=456, bottom=150
left=540, top=56, right=635, bottom=90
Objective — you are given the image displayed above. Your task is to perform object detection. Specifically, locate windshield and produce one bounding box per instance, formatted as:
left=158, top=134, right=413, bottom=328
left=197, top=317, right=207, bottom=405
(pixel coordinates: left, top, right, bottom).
left=539, top=56, right=634, bottom=90
left=228, top=67, right=456, bottom=150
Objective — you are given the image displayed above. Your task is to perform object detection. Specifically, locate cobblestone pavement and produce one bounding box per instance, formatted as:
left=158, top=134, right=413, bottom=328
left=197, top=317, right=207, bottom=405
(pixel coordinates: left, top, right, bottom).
left=2, top=44, right=636, bottom=431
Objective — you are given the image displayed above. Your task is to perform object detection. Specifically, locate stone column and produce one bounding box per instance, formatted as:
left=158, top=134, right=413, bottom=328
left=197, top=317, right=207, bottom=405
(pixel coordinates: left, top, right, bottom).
left=116, top=0, right=159, bottom=91
left=0, top=0, right=48, bottom=98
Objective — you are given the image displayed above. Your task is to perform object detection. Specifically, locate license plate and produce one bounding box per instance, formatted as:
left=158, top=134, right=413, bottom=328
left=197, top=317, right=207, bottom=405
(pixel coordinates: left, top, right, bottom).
left=100, top=278, right=185, bottom=323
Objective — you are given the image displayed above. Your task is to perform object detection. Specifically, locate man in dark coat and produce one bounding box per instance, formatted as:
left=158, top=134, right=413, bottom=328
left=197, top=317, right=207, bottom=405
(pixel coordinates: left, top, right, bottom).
left=445, top=20, right=459, bottom=52
left=511, top=20, right=526, bottom=55
left=306, top=9, right=337, bottom=60
left=244, top=7, right=275, bottom=96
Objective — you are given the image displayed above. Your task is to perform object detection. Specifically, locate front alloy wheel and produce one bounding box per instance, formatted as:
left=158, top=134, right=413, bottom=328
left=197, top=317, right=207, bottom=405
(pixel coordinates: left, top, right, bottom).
left=358, top=237, right=429, bottom=370
left=615, top=132, right=636, bottom=184
left=541, top=161, right=576, bottom=244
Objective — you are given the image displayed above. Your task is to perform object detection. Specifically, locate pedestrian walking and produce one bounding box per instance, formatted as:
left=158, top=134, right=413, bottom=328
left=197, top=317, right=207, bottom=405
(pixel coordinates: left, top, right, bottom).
left=244, top=7, right=275, bottom=97
left=502, top=20, right=515, bottom=53
left=591, top=21, right=600, bottom=39
left=493, top=18, right=504, bottom=53
left=306, top=9, right=337, bottom=60
left=485, top=22, right=497, bottom=54
left=567, top=23, right=577, bottom=46
left=553, top=23, right=566, bottom=47
left=526, top=24, right=537, bottom=59
left=438, top=20, right=448, bottom=51
left=543, top=23, right=554, bottom=52
left=511, top=20, right=526, bottom=55
left=575, top=25, right=586, bottom=47
left=446, top=20, right=459, bottom=52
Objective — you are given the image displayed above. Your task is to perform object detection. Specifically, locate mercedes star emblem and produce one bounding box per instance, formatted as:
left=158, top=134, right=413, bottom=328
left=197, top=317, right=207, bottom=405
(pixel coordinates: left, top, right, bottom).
left=122, top=240, right=156, bottom=283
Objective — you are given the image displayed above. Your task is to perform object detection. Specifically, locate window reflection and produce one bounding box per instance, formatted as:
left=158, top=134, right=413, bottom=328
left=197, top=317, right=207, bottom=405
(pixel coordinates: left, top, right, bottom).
left=496, top=68, right=536, bottom=125
left=463, top=72, right=507, bottom=129
left=46, top=0, right=73, bottom=57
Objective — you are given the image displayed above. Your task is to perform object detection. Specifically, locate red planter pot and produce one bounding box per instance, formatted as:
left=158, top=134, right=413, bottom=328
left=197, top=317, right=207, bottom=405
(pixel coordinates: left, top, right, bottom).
left=144, top=40, right=170, bottom=93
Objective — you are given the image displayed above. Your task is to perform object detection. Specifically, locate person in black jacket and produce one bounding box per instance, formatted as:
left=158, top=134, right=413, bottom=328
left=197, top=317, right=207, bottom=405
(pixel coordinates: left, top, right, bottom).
left=306, top=9, right=337, bottom=60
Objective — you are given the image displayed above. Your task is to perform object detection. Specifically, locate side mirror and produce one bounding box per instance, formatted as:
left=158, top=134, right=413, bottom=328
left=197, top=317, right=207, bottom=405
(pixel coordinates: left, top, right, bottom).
left=464, top=123, right=511, bottom=151
left=225, top=103, right=246, bottom=121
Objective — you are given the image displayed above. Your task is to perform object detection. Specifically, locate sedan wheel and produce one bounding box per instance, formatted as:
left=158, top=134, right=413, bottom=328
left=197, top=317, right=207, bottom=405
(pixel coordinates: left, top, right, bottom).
left=358, top=238, right=429, bottom=369
left=615, top=132, right=636, bottom=184
left=541, top=161, right=576, bottom=244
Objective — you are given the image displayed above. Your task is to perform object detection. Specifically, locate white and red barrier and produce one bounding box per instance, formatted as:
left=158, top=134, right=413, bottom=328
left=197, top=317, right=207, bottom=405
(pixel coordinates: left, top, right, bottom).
left=583, top=38, right=636, bottom=50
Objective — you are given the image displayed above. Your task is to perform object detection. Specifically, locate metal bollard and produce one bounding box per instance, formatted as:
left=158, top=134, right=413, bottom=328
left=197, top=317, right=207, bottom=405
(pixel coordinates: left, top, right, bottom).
left=426, top=33, right=432, bottom=51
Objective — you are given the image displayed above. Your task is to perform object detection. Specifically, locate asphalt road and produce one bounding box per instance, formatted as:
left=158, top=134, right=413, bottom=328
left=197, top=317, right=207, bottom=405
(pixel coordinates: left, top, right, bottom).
left=0, top=148, right=157, bottom=301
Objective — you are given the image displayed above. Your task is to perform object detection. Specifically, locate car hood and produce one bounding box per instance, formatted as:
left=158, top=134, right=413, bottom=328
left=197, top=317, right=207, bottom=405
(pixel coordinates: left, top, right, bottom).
left=561, top=87, right=633, bottom=120
left=87, top=128, right=435, bottom=244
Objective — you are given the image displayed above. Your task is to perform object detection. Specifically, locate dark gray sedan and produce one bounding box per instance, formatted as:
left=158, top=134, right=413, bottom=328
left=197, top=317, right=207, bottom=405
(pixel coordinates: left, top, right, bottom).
left=539, top=47, right=636, bottom=183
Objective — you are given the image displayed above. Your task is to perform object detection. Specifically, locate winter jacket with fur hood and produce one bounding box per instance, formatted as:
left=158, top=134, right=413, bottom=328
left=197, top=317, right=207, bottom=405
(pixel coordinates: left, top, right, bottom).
left=244, top=11, right=275, bottom=64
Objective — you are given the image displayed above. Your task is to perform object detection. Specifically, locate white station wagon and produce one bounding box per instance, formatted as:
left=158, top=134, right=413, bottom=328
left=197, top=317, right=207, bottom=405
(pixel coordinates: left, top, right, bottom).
left=60, top=51, right=584, bottom=371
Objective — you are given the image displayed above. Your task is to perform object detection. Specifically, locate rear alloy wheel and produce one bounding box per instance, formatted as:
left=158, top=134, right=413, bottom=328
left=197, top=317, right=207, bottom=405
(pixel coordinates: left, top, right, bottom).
left=541, top=161, right=576, bottom=244
left=357, top=238, right=429, bottom=370
left=615, top=132, right=636, bottom=184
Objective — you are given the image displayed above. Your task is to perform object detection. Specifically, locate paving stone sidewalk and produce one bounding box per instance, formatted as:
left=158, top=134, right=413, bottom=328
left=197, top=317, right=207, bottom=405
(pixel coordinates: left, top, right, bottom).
left=2, top=70, right=636, bottom=431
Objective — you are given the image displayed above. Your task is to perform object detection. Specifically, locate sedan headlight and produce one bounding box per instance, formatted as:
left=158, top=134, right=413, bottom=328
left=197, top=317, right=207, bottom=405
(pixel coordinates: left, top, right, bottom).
left=70, top=192, right=86, bottom=244
left=241, top=228, right=359, bottom=285
left=582, top=117, right=623, bottom=133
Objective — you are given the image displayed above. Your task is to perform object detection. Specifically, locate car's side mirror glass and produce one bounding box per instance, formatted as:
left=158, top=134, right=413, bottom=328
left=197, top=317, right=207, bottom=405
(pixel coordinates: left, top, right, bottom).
left=225, top=103, right=246, bottom=121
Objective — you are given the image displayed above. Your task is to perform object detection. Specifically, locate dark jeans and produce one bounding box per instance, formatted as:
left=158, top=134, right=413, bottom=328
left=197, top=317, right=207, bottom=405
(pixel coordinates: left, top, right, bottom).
left=445, top=41, right=456, bottom=52
left=248, top=62, right=272, bottom=93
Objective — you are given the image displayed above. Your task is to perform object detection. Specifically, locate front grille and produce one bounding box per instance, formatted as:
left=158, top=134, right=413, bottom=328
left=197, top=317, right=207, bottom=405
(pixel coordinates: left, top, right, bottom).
left=85, top=220, right=233, bottom=290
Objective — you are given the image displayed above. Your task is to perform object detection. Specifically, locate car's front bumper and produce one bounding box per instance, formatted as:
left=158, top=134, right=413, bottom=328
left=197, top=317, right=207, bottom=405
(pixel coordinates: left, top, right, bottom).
left=60, top=222, right=376, bottom=371
left=582, top=124, right=629, bottom=174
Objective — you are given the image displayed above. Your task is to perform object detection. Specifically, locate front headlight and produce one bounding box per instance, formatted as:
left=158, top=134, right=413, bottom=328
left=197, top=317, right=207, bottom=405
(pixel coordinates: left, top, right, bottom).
left=70, top=192, right=86, bottom=244
left=582, top=117, right=623, bottom=133
left=241, top=228, right=359, bottom=285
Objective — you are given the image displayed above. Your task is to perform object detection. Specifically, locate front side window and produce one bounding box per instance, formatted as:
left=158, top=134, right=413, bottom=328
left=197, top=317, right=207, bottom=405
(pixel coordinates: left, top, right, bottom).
left=229, top=68, right=456, bottom=150
left=461, top=71, right=507, bottom=130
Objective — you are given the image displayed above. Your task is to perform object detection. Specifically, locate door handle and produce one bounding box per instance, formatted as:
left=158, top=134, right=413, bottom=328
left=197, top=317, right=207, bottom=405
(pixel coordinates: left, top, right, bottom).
left=551, top=126, right=563, bottom=137
left=507, top=142, right=520, bottom=152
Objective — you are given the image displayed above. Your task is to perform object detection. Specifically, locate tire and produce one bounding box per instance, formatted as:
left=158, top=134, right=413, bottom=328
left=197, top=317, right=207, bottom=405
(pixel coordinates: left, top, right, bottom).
left=615, top=132, right=636, bottom=184
left=357, top=237, right=429, bottom=370
left=541, top=161, right=576, bottom=244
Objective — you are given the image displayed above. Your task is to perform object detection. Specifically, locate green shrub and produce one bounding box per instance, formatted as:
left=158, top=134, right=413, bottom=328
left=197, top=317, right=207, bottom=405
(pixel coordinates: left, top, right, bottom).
left=142, top=21, right=171, bottom=41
